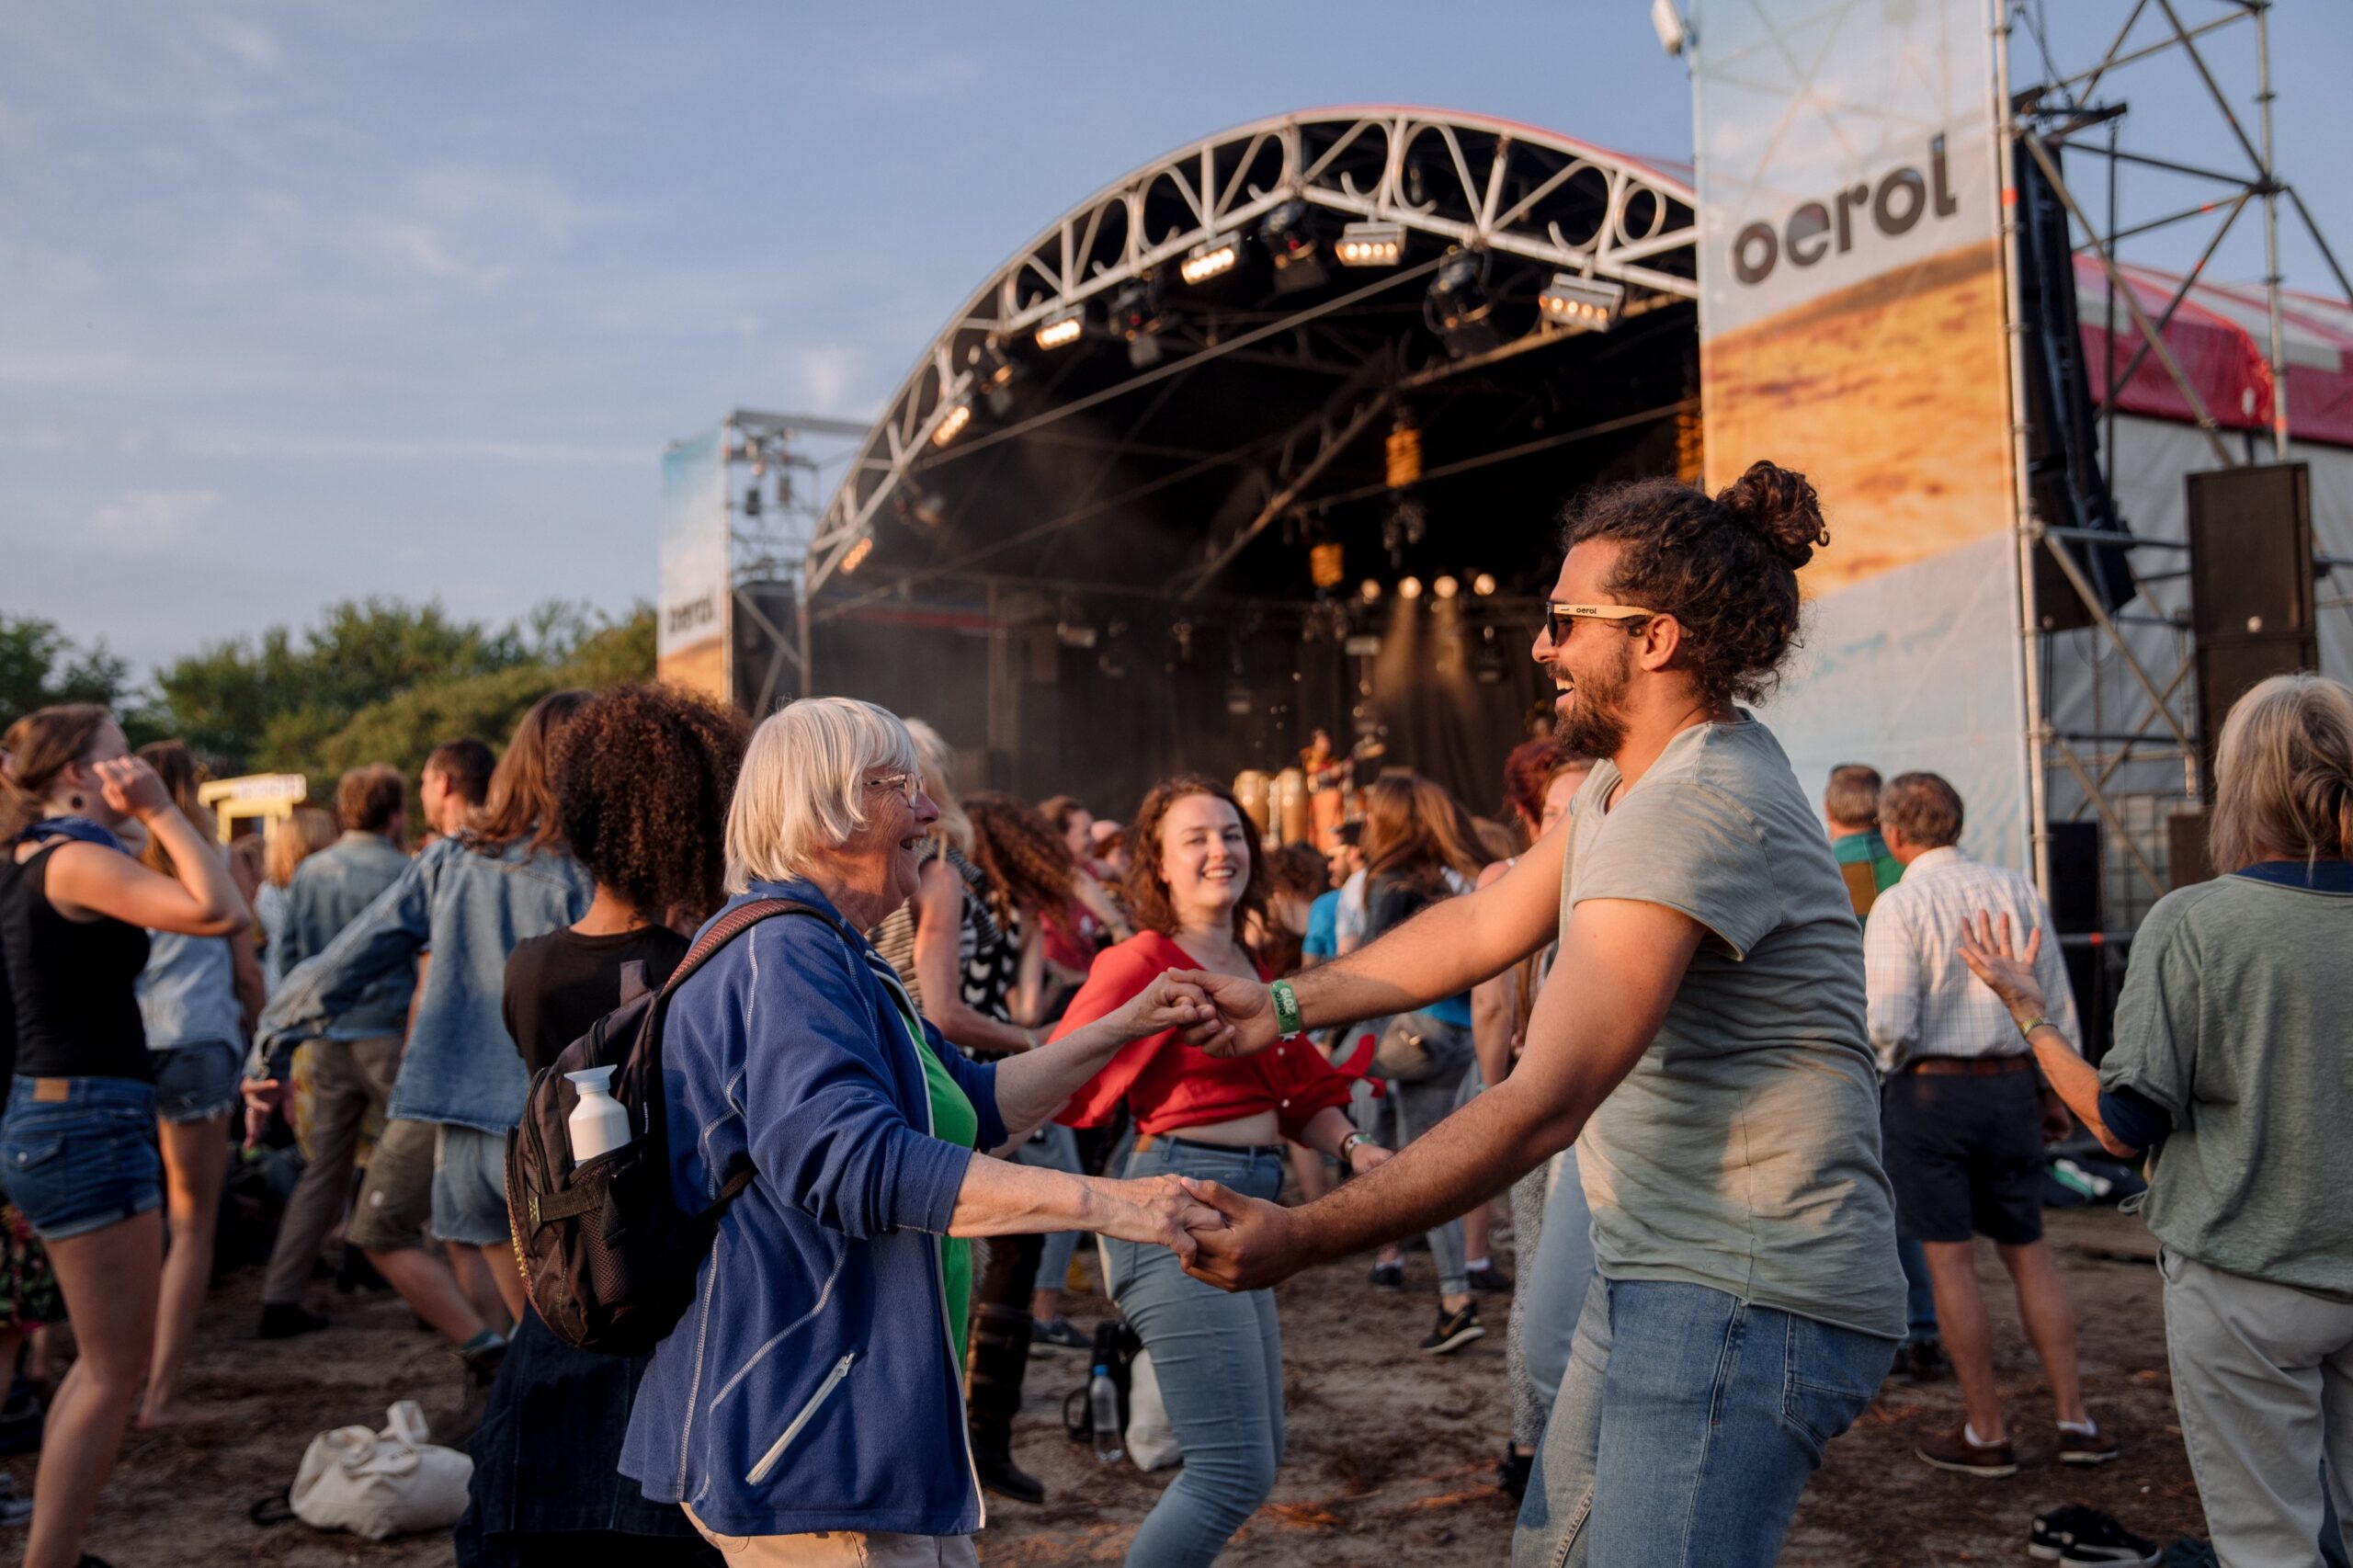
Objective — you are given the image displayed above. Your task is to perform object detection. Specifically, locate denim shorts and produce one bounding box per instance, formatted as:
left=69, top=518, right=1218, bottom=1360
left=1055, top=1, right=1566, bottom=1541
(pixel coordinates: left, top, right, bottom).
left=0, top=1077, right=165, bottom=1241
left=151, top=1040, right=244, bottom=1124
left=431, top=1123, right=513, bottom=1247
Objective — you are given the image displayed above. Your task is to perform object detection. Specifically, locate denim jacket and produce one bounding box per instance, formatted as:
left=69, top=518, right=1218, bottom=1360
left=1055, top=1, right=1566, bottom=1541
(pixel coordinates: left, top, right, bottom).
left=257, top=834, right=589, bottom=1132
left=277, top=831, right=415, bottom=1038
left=136, top=931, right=244, bottom=1051
left=620, top=880, right=1004, bottom=1539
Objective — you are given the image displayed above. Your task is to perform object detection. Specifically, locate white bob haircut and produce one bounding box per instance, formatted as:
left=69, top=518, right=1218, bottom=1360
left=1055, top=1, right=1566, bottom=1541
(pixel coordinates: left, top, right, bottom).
left=725, top=697, right=922, bottom=891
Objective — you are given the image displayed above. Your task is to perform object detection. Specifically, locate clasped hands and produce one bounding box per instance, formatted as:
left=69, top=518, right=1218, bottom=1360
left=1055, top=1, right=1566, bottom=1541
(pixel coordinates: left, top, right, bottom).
left=1103, top=968, right=1362, bottom=1292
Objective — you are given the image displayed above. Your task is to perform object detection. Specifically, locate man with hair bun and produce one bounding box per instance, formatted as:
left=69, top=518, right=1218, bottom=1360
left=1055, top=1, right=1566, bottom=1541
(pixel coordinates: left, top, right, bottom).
left=1176, top=462, right=1905, bottom=1566
left=1864, top=771, right=2112, bottom=1479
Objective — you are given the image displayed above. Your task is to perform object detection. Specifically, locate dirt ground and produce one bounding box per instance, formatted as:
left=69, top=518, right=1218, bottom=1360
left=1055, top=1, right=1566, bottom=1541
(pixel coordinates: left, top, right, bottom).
left=64, top=1204, right=2201, bottom=1567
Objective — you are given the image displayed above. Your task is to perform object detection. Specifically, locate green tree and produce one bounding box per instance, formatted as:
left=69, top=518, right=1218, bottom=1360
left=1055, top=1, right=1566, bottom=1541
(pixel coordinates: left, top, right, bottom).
left=0, top=616, right=137, bottom=733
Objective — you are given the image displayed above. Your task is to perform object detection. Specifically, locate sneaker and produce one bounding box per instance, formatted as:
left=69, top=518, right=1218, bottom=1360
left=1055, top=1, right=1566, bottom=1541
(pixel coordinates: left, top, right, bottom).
left=2058, top=1421, right=2120, bottom=1466
left=1900, top=1336, right=1949, bottom=1384
left=2159, top=1541, right=2217, bottom=1568
left=1495, top=1445, right=1532, bottom=1504
left=1368, top=1260, right=1404, bottom=1290
left=257, top=1301, right=330, bottom=1340
left=1029, top=1316, right=1090, bottom=1353
left=2057, top=1512, right=2159, bottom=1566
left=1913, top=1423, right=2018, bottom=1478
left=2031, top=1505, right=2102, bottom=1561
left=1466, top=1261, right=1513, bottom=1294
left=0, top=1494, right=28, bottom=1528
left=1420, top=1301, right=1484, bottom=1355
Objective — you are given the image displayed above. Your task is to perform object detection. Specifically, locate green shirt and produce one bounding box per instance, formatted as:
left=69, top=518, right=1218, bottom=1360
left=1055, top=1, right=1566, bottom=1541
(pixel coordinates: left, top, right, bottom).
left=1830, top=829, right=1904, bottom=926
left=1562, top=716, right=1904, bottom=1340
left=886, top=995, right=980, bottom=1356
left=2100, top=872, right=2353, bottom=1294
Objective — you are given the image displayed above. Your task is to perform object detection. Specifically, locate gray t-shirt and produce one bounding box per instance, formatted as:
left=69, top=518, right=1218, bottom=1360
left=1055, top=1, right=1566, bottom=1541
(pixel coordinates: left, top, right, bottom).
left=1563, top=715, right=1904, bottom=1339
left=2100, top=873, right=2353, bottom=1295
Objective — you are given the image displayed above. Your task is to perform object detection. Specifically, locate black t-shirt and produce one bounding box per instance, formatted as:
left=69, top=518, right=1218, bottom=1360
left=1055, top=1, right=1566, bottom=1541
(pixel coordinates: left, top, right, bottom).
left=502, top=924, right=689, bottom=1078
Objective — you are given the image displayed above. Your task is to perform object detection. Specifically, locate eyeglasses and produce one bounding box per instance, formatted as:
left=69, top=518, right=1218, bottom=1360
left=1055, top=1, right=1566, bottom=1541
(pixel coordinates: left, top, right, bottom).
left=1544, top=601, right=1657, bottom=645
left=864, top=771, right=922, bottom=805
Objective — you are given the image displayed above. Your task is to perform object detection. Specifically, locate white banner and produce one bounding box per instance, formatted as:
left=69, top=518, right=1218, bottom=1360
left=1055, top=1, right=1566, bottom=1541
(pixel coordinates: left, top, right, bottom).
left=657, top=428, right=729, bottom=702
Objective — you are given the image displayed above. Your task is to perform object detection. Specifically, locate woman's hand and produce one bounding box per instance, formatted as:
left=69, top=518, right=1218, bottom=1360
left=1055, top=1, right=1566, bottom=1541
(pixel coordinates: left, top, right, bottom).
left=1097, top=1174, right=1225, bottom=1267
left=92, top=756, right=173, bottom=820
left=1108, top=971, right=1227, bottom=1051
left=1347, top=1140, right=1392, bottom=1177
left=1955, top=910, right=2049, bottom=1029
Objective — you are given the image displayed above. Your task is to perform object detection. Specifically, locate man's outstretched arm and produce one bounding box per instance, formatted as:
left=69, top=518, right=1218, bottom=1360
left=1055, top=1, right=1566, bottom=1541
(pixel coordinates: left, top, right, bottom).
left=1179, top=896, right=1701, bottom=1290
left=1183, top=824, right=1571, bottom=1058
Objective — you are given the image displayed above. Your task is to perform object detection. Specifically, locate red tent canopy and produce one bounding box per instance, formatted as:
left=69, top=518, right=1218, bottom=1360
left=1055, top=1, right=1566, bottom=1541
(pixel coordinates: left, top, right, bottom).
left=2077, top=255, right=2353, bottom=448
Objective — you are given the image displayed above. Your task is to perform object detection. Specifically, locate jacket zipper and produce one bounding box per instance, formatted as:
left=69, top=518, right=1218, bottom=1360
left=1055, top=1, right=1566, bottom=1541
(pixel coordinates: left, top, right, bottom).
left=745, top=1351, right=856, bottom=1483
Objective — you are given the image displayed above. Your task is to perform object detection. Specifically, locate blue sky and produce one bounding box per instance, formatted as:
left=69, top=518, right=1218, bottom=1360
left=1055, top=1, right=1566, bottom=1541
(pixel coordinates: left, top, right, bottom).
left=3, top=3, right=2346, bottom=675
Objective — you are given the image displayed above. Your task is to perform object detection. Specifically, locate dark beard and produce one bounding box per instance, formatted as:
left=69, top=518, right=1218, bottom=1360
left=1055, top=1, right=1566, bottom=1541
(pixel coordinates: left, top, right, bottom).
left=1554, top=641, right=1631, bottom=759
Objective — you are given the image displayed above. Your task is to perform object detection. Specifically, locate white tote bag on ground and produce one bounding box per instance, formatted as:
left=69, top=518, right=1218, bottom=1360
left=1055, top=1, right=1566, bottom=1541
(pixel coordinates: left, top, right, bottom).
left=290, top=1399, right=472, bottom=1540
left=1124, top=1350, right=1182, bottom=1472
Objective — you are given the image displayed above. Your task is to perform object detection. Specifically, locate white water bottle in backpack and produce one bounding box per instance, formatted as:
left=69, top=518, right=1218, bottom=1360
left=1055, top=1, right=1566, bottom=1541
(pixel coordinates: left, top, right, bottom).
left=564, top=1066, right=631, bottom=1162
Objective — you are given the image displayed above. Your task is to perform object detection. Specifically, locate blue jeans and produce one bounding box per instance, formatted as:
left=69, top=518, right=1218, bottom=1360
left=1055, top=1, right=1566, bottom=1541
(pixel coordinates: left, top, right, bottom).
left=1897, top=1233, right=1938, bottom=1344
left=0, top=1076, right=165, bottom=1241
left=1515, top=1276, right=1895, bottom=1568
left=152, top=1040, right=243, bottom=1124
left=1522, top=1151, right=1595, bottom=1426
left=1105, top=1141, right=1287, bottom=1568
left=1360, top=1012, right=1476, bottom=1295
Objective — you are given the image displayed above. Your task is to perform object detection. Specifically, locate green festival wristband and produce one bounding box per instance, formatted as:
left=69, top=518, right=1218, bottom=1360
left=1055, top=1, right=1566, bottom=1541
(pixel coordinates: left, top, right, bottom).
left=1270, top=979, right=1303, bottom=1039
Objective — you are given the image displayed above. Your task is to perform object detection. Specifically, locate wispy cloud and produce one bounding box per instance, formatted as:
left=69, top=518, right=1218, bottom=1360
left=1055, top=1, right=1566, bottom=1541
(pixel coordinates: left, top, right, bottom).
left=89, top=489, right=222, bottom=550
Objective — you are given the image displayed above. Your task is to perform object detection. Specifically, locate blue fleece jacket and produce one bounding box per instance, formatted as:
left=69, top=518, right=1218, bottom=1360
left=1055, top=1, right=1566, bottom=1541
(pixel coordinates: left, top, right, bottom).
left=619, top=881, right=1005, bottom=1539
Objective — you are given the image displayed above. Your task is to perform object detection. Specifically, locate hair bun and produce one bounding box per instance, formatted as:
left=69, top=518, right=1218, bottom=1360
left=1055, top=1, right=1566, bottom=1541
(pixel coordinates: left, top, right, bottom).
left=1715, top=460, right=1828, bottom=569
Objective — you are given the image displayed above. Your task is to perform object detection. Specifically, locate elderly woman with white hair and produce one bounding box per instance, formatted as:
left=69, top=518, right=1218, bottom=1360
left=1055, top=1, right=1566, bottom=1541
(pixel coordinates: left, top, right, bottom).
left=620, top=698, right=1226, bottom=1567
left=1960, top=672, right=2353, bottom=1567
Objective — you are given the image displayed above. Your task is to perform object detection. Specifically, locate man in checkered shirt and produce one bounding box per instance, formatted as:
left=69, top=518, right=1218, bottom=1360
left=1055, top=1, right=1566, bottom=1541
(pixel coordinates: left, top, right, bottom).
left=1863, top=772, right=2118, bottom=1479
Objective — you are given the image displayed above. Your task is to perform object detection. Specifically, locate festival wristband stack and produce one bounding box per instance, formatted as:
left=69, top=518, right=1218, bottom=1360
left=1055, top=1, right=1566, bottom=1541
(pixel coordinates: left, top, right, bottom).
left=1270, top=979, right=1303, bottom=1040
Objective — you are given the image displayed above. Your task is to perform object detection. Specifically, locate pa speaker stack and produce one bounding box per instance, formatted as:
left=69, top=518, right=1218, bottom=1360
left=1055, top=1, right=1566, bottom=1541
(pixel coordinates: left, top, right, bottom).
left=2187, top=463, right=2316, bottom=803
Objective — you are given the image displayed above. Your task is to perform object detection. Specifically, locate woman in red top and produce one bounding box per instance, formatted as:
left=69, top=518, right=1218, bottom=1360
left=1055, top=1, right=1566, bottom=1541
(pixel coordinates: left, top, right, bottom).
left=1056, top=774, right=1385, bottom=1568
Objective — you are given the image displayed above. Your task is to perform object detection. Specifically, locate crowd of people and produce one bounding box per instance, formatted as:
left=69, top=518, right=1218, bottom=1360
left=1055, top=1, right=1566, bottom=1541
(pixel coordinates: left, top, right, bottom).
left=0, top=460, right=2346, bottom=1567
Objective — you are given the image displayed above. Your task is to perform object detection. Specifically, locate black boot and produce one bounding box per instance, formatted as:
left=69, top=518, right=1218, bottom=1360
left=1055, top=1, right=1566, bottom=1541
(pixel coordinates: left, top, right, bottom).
left=965, top=1231, right=1047, bottom=1506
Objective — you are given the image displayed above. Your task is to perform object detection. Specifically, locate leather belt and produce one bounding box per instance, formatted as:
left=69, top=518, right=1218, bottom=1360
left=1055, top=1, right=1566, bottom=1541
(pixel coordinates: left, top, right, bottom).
left=1132, top=1132, right=1286, bottom=1158
left=1905, top=1055, right=2033, bottom=1077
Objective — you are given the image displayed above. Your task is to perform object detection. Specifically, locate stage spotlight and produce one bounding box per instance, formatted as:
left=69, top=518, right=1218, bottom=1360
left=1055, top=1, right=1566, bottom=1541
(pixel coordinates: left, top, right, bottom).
left=1434, top=574, right=1460, bottom=600
left=1427, top=250, right=1500, bottom=358
left=1538, top=271, right=1626, bottom=331
left=931, top=399, right=972, bottom=448
left=840, top=535, right=875, bottom=574
left=1472, top=572, right=1497, bottom=597
left=1398, top=575, right=1424, bottom=600
left=970, top=337, right=1019, bottom=416
left=1034, top=305, right=1084, bottom=351
left=1336, top=221, right=1405, bottom=267
left=1260, top=199, right=1325, bottom=296
left=1110, top=278, right=1165, bottom=368
left=1181, top=234, right=1240, bottom=285
left=1358, top=578, right=1383, bottom=604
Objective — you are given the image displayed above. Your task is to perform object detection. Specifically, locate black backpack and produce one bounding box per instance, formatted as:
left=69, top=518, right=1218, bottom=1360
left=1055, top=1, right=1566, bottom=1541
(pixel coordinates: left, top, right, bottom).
left=1061, top=1319, right=1143, bottom=1445
left=505, top=897, right=847, bottom=1355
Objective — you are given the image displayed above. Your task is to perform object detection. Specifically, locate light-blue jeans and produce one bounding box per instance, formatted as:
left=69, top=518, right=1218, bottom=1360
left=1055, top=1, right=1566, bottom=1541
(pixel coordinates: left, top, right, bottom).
left=1514, top=1275, right=1895, bottom=1568
left=1013, top=1122, right=1084, bottom=1294
left=1104, top=1140, right=1288, bottom=1568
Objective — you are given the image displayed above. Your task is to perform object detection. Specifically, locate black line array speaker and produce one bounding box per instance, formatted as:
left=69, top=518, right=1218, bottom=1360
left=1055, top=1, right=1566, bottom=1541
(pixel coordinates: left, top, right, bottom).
left=2187, top=463, right=2316, bottom=800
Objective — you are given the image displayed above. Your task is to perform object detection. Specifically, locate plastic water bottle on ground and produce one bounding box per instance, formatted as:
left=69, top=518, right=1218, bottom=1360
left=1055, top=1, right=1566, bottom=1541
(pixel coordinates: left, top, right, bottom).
left=1089, top=1365, right=1122, bottom=1464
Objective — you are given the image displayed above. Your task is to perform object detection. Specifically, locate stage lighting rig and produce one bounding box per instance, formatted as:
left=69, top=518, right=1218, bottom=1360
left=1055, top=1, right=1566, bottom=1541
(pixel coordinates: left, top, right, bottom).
left=1034, top=304, right=1084, bottom=350
left=970, top=337, right=1019, bottom=416
left=931, top=399, right=972, bottom=448
left=1336, top=221, right=1404, bottom=267
left=1259, top=199, right=1325, bottom=295
left=1539, top=271, right=1625, bottom=331
left=1427, top=249, right=1500, bottom=358
left=1181, top=233, right=1240, bottom=285
left=840, top=536, right=875, bottom=574
left=1109, top=277, right=1166, bottom=369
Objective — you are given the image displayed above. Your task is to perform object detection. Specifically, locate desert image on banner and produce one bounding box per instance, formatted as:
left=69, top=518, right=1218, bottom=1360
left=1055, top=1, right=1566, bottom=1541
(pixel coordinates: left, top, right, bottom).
left=1703, top=238, right=2012, bottom=596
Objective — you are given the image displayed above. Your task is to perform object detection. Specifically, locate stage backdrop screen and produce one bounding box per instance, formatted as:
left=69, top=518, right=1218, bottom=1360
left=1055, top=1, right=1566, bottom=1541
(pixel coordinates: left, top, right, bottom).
left=657, top=427, right=729, bottom=701
left=1689, top=0, right=2027, bottom=869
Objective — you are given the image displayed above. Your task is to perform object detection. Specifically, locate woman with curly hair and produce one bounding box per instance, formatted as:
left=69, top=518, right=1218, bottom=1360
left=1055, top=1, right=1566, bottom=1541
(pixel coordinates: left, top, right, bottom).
left=459, top=681, right=745, bottom=1568
left=1056, top=775, right=1386, bottom=1568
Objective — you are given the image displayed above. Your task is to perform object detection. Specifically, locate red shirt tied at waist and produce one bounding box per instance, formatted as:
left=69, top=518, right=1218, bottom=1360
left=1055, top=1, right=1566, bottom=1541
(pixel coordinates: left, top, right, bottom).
left=1054, top=931, right=1357, bottom=1142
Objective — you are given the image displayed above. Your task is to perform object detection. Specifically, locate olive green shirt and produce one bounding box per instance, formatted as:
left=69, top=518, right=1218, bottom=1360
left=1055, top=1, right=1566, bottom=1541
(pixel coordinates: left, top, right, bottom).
left=2101, top=872, right=2353, bottom=1295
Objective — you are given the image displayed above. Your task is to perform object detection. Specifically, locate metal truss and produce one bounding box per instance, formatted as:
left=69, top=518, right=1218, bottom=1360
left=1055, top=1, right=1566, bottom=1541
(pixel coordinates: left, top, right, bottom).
left=2001, top=1, right=2342, bottom=917
left=807, top=108, right=1699, bottom=597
